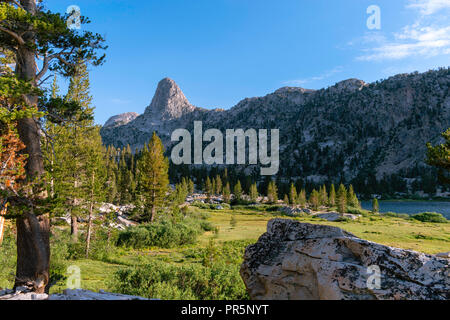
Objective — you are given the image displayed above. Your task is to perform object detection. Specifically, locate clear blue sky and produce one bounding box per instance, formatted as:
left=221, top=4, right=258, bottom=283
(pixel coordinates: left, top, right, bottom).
left=45, top=0, right=450, bottom=125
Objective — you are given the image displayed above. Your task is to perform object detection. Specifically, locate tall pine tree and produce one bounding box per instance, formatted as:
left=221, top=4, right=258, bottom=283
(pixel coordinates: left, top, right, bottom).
left=137, top=132, right=169, bottom=222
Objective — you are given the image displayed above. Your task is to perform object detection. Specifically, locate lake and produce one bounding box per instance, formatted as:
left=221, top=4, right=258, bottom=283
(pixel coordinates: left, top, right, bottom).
left=360, top=201, right=450, bottom=219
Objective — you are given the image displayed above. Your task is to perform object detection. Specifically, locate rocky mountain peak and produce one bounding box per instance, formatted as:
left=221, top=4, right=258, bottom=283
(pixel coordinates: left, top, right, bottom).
left=103, top=112, right=139, bottom=128
left=274, top=87, right=315, bottom=95
left=331, top=78, right=366, bottom=93
left=144, top=77, right=195, bottom=120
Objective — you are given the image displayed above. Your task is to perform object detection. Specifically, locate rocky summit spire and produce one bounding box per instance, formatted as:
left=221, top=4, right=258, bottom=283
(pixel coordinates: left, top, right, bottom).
left=144, top=78, right=195, bottom=120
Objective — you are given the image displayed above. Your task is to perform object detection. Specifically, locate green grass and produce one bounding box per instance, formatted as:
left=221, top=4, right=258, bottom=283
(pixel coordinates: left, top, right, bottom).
left=198, top=208, right=450, bottom=254
left=1, top=205, right=449, bottom=294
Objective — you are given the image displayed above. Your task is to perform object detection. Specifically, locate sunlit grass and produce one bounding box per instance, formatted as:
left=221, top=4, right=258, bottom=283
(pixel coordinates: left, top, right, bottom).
left=2, top=206, right=449, bottom=293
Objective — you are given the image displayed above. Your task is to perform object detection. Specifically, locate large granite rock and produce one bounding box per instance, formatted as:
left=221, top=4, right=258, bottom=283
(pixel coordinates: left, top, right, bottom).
left=240, top=219, right=450, bottom=300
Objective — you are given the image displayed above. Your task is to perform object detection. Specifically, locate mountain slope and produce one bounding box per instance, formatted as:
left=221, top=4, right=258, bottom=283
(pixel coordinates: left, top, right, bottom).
left=100, top=68, right=450, bottom=184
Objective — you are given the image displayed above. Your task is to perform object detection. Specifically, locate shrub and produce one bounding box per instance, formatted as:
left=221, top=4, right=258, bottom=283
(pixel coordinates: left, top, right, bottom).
left=411, top=212, right=448, bottom=223
left=110, top=260, right=248, bottom=300
left=382, top=212, right=410, bottom=219
left=183, top=240, right=253, bottom=265
left=346, top=207, right=368, bottom=216
left=199, top=221, right=217, bottom=232
left=116, top=219, right=201, bottom=249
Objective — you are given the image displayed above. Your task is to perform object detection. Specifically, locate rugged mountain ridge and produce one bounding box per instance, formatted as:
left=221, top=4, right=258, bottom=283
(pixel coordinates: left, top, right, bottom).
left=100, top=68, right=450, bottom=185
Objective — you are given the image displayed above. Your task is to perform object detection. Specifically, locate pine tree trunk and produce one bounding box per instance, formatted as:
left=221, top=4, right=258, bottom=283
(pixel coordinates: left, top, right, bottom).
left=71, top=179, right=79, bottom=242
left=15, top=213, right=50, bottom=294
left=85, top=214, right=92, bottom=258
left=86, top=173, right=95, bottom=258
left=14, top=0, right=51, bottom=293
left=71, top=215, right=78, bottom=242
left=150, top=189, right=156, bottom=222
left=151, top=205, right=156, bottom=222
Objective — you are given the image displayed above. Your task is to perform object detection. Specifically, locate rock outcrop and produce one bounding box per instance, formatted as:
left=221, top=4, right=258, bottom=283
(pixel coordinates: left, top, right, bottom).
left=240, top=219, right=450, bottom=300
left=103, top=112, right=139, bottom=129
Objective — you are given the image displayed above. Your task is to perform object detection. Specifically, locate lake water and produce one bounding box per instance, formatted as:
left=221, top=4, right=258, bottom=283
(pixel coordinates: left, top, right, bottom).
left=360, top=201, right=450, bottom=219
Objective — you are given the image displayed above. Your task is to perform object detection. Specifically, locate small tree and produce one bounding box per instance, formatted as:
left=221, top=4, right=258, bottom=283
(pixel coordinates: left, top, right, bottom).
left=137, top=133, right=169, bottom=222
left=336, top=184, right=347, bottom=213
left=289, top=183, right=297, bottom=205
left=319, top=185, right=328, bottom=206
left=426, top=128, right=450, bottom=184
left=188, top=179, right=195, bottom=194
left=328, top=184, right=336, bottom=207
left=249, top=183, right=258, bottom=203
left=309, top=189, right=320, bottom=211
left=267, top=180, right=278, bottom=204
left=297, top=189, right=306, bottom=208
left=230, top=215, right=237, bottom=229
left=372, top=198, right=379, bottom=213
left=347, top=184, right=360, bottom=208
left=215, top=175, right=222, bottom=195
left=223, top=182, right=231, bottom=204
left=234, top=180, right=243, bottom=203
left=205, top=176, right=212, bottom=202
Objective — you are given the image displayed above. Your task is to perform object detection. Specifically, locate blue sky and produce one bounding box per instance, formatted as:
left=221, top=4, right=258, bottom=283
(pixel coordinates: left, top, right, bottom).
left=45, top=0, right=450, bottom=125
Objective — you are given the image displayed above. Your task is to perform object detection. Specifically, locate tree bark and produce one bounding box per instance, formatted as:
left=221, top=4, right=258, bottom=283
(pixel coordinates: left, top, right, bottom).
left=151, top=205, right=156, bottom=222
left=71, top=215, right=78, bottom=242
left=85, top=172, right=95, bottom=258
left=15, top=213, right=50, bottom=294
left=71, top=179, right=79, bottom=241
left=13, top=0, right=51, bottom=293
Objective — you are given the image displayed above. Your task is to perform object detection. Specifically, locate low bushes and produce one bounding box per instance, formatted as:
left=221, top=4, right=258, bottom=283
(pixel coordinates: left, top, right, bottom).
left=116, top=219, right=205, bottom=249
left=110, top=239, right=252, bottom=300
left=191, top=201, right=230, bottom=210
left=411, top=212, right=448, bottom=223
left=382, top=212, right=410, bottom=219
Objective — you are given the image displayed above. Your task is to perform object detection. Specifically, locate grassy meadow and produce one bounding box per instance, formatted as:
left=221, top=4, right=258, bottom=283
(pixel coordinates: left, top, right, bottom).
left=1, top=205, right=449, bottom=298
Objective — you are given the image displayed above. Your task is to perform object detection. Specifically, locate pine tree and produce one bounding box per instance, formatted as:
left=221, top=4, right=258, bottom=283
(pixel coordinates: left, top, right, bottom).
left=337, top=184, right=347, bottom=213
left=188, top=179, right=195, bottom=194
left=328, top=184, right=336, bottom=207
left=309, top=189, right=320, bottom=211
left=297, top=189, right=306, bottom=208
left=47, top=62, right=100, bottom=242
left=223, top=182, right=231, bottom=204
left=104, top=146, right=119, bottom=203
left=0, top=1, right=106, bottom=291
left=249, top=183, right=258, bottom=203
left=234, top=180, right=243, bottom=203
left=215, top=175, right=222, bottom=195
left=289, top=183, right=297, bottom=205
left=205, top=176, right=212, bottom=202
left=347, top=184, right=360, bottom=208
left=137, top=132, right=169, bottom=222
left=267, top=181, right=278, bottom=204
left=283, top=194, right=289, bottom=204
left=212, top=177, right=217, bottom=195
left=426, top=128, right=450, bottom=184
left=372, top=198, right=379, bottom=213
left=319, top=185, right=328, bottom=206
left=84, top=133, right=107, bottom=258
